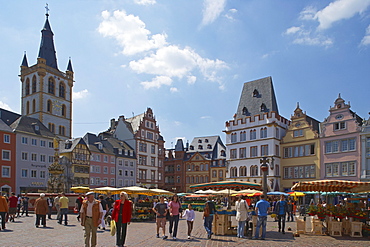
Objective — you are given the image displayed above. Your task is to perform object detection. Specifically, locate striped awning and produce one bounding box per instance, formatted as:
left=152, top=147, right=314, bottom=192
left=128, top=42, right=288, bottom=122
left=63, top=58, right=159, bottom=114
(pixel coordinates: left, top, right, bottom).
left=190, top=181, right=261, bottom=191
left=291, top=180, right=370, bottom=193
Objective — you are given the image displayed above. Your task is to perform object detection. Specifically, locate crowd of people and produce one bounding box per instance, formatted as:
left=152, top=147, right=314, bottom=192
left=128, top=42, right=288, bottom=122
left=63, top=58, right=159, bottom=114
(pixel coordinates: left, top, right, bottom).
left=0, top=191, right=301, bottom=246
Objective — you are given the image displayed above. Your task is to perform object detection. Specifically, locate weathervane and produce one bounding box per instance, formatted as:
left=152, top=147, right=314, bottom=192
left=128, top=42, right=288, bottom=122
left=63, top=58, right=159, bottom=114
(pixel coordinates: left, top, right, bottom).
left=45, top=3, right=49, bottom=17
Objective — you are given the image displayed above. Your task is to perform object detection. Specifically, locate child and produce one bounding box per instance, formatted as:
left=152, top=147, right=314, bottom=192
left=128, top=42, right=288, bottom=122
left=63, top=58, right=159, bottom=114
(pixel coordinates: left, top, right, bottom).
left=182, top=204, right=195, bottom=239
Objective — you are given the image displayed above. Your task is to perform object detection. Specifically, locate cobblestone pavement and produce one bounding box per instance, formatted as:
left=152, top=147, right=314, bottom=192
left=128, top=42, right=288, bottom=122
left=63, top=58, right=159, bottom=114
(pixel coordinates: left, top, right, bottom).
left=0, top=212, right=369, bottom=246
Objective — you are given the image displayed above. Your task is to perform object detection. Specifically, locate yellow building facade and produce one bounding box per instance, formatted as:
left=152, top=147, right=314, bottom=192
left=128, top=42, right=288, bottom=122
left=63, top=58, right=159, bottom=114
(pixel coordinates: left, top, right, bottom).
left=280, top=105, right=321, bottom=191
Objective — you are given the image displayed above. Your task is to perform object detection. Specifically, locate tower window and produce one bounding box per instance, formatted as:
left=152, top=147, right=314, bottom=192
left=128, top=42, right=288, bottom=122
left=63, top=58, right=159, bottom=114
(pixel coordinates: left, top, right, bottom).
left=59, top=82, right=65, bottom=98
left=32, top=75, right=37, bottom=93
left=48, top=77, right=55, bottom=95
left=48, top=123, right=55, bottom=133
left=32, top=99, right=36, bottom=113
left=253, top=89, right=259, bottom=97
left=47, top=100, right=52, bottom=113
left=59, top=126, right=65, bottom=136
left=62, top=104, right=66, bottom=117
left=25, top=78, right=30, bottom=96
left=26, top=101, right=30, bottom=115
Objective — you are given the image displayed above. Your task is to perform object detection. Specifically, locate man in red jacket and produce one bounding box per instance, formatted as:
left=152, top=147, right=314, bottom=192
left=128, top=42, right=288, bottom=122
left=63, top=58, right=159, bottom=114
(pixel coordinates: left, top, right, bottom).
left=111, top=192, right=132, bottom=247
left=8, top=192, right=18, bottom=222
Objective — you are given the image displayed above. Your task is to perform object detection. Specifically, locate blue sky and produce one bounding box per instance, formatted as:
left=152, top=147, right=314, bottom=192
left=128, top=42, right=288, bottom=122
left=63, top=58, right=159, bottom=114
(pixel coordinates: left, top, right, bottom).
left=0, top=0, right=369, bottom=148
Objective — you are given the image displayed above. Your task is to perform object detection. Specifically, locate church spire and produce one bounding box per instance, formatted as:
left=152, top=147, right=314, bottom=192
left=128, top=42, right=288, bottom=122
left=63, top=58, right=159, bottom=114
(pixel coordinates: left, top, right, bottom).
left=21, top=52, right=28, bottom=67
left=38, top=6, right=58, bottom=70
left=66, top=58, right=73, bottom=72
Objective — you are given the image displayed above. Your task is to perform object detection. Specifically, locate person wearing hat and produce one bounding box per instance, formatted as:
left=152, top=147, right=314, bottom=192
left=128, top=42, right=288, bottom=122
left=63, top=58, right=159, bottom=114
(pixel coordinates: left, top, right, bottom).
left=80, top=192, right=103, bottom=247
left=34, top=193, right=48, bottom=228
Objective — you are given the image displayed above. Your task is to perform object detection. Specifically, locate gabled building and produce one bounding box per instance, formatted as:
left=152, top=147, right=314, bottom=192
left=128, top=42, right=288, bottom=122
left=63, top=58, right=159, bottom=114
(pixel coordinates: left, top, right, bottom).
left=320, top=95, right=362, bottom=181
left=280, top=104, right=321, bottom=191
left=59, top=138, right=90, bottom=187
left=185, top=136, right=226, bottom=192
left=164, top=139, right=187, bottom=193
left=360, top=116, right=370, bottom=181
left=106, top=108, right=165, bottom=188
left=10, top=116, right=56, bottom=193
left=19, top=12, right=74, bottom=139
left=0, top=112, right=17, bottom=195
left=83, top=133, right=117, bottom=188
left=224, top=77, right=289, bottom=191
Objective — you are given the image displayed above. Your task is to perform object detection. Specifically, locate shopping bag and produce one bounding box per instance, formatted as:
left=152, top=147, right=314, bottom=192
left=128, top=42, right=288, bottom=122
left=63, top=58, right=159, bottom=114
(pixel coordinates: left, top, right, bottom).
left=110, top=220, right=116, bottom=236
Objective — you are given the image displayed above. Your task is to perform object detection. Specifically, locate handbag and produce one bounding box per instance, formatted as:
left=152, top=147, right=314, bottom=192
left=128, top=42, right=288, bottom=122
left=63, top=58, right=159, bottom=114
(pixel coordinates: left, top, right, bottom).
left=110, top=220, right=116, bottom=236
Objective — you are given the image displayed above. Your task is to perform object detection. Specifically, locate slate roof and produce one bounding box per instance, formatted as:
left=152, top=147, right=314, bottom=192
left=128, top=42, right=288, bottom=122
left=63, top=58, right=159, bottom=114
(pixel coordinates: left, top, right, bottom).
left=126, top=113, right=144, bottom=134
left=21, top=53, right=28, bottom=67
left=38, top=15, right=58, bottom=70
left=59, top=137, right=88, bottom=153
left=236, top=76, right=279, bottom=119
left=10, top=116, right=55, bottom=138
left=186, top=136, right=226, bottom=161
left=66, top=58, right=73, bottom=72
left=0, top=119, right=13, bottom=132
left=83, top=132, right=115, bottom=155
left=0, top=108, right=21, bottom=126
left=305, top=115, right=321, bottom=134
left=175, top=139, right=184, bottom=151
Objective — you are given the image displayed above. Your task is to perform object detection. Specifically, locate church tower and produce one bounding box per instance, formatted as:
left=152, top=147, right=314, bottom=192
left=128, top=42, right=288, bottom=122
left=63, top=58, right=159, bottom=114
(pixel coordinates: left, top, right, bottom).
left=19, top=10, right=73, bottom=139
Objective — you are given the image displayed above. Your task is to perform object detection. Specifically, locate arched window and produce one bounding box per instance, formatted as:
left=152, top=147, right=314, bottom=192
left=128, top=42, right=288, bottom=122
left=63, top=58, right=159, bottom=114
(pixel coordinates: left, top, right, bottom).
left=32, top=99, right=36, bottom=113
left=59, top=126, right=65, bottom=136
left=48, top=123, right=55, bottom=133
left=25, top=78, right=30, bottom=96
left=260, top=127, right=267, bottom=138
left=61, top=104, right=66, bottom=117
left=221, top=150, right=226, bottom=156
left=26, top=101, right=30, bottom=114
left=191, top=176, right=194, bottom=183
left=195, top=176, right=199, bottom=183
left=59, top=82, right=65, bottom=98
left=200, top=176, right=203, bottom=183
left=32, top=76, right=37, bottom=93
left=47, top=100, right=52, bottom=113
left=48, top=77, right=55, bottom=95
left=253, top=89, right=259, bottom=97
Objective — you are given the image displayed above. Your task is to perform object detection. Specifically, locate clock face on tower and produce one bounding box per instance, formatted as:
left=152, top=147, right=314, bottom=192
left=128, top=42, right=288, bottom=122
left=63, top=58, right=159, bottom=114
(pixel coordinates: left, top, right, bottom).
left=52, top=100, right=62, bottom=115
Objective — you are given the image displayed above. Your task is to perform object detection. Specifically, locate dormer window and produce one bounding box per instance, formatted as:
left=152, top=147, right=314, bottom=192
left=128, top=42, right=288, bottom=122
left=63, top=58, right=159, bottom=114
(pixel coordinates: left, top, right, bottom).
left=189, top=145, right=194, bottom=150
left=198, top=139, right=202, bottom=143
left=337, top=104, right=341, bottom=109
left=242, top=107, right=249, bottom=116
left=198, top=145, right=203, bottom=150
left=205, top=139, right=209, bottom=143
left=98, top=143, right=103, bottom=150
left=118, top=149, right=122, bottom=155
left=207, top=144, right=212, bottom=149
left=253, top=89, right=259, bottom=97
left=260, top=103, right=266, bottom=112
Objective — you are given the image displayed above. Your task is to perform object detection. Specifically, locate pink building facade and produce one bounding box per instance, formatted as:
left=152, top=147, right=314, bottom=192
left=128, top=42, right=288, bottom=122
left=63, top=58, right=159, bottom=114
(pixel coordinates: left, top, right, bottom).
left=320, top=95, right=362, bottom=181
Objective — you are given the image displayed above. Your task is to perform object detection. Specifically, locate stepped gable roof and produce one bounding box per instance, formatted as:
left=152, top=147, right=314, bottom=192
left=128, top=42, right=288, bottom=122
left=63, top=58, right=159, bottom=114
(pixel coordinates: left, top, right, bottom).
left=236, top=76, right=279, bottom=119
left=10, top=116, right=55, bottom=138
left=59, top=137, right=88, bottom=153
left=126, top=113, right=145, bottom=133
left=0, top=108, right=21, bottom=126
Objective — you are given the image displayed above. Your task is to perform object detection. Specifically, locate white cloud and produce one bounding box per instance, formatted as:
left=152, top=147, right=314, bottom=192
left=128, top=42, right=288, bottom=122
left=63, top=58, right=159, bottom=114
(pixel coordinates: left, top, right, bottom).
left=98, top=10, right=167, bottom=55
left=140, top=76, right=172, bottom=89
left=225, top=8, right=237, bottom=21
left=0, top=101, right=13, bottom=111
left=134, top=0, right=156, bottom=5
left=299, top=6, right=317, bottom=20
left=361, top=25, right=370, bottom=46
left=98, top=9, right=228, bottom=90
left=201, top=0, right=227, bottom=26
left=285, top=26, right=301, bottom=35
left=174, top=121, right=182, bottom=126
left=187, top=75, right=196, bottom=84
left=73, top=89, right=89, bottom=99
left=200, top=116, right=211, bottom=119
left=314, top=0, right=370, bottom=30
left=170, top=87, right=179, bottom=93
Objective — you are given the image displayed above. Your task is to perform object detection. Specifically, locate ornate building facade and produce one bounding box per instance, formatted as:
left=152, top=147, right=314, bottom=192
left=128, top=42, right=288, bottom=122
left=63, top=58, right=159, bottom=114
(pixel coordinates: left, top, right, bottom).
left=280, top=104, right=321, bottom=191
left=320, top=95, right=362, bottom=181
left=225, top=77, right=289, bottom=192
left=360, top=116, right=370, bottom=181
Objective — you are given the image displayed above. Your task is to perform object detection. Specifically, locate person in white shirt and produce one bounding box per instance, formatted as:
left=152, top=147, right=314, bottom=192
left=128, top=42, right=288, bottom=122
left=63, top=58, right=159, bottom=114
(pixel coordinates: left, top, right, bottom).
left=182, top=204, right=195, bottom=239
left=235, top=195, right=249, bottom=238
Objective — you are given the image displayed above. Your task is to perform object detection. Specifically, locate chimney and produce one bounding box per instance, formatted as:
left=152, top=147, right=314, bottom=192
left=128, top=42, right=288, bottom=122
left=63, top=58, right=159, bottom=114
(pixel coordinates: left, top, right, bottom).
left=110, top=118, right=115, bottom=130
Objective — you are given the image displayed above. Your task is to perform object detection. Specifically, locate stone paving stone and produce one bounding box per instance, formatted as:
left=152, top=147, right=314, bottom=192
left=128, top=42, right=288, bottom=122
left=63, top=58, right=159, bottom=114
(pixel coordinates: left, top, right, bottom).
left=0, top=212, right=369, bottom=246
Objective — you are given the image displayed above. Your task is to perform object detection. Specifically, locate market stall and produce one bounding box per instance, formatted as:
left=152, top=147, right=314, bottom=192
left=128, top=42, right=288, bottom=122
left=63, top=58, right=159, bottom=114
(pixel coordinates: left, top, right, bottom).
left=291, top=180, right=370, bottom=237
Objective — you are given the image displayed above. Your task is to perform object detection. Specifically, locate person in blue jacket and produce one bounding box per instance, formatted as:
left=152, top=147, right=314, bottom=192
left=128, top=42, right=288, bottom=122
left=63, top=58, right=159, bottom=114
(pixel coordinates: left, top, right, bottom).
left=274, top=195, right=288, bottom=234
